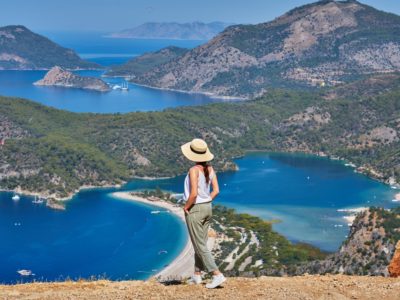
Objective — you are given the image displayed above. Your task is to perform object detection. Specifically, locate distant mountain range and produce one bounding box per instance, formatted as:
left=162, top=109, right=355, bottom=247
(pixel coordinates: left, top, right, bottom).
left=0, top=25, right=99, bottom=70
left=106, top=21, right=234, bottom=40
left=112, top=0, right=400, bottom=98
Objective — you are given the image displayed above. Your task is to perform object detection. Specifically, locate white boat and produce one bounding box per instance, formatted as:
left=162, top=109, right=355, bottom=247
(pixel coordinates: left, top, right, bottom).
left=32, top=196, right=44, bottom=204
left=151, top=210, right=161, bottom=214
left=12, top=194, right=20, bottom=201
left=17, top=269, right=34, bottom=276
left=112, top=84, right=122, bottom=90
left=121, top=82, right=129, bottom=91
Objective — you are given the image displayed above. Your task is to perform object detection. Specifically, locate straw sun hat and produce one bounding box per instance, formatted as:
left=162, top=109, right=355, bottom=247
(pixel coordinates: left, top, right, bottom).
left=181, top=138, right=214, bottom=162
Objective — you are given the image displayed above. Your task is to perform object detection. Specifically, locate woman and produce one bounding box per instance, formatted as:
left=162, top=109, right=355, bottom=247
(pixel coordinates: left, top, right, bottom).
left=181, top=138, right=226, bottom=289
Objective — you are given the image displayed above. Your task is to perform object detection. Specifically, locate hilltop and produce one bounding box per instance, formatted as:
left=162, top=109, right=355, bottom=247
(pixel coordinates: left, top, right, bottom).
left=0, top=275, right=399, bottom=300
left=125, top=0, right=400, bottom=98
left=105, top=46, right=188, bottom=78
left=0, top=73, right=399, bottom=199
left=0, top=25, right=99, bottom=70
left=107, top=21, right=233, bottom=40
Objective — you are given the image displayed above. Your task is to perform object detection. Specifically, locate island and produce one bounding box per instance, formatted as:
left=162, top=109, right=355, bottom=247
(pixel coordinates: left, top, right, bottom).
left=34, top=66, right=111, bottom=92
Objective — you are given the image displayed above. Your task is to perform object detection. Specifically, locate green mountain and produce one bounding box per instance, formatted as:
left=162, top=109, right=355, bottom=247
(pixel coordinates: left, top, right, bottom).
left=127, top=0, right=400, bottom=98
left=106, top=46, right=188, bottom=78
left=0, top=73, right=399, bottom=199
left=0, top=25, right=99, bottom=70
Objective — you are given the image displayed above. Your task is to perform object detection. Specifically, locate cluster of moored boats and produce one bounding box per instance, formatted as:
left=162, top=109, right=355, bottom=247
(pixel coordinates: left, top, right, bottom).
left=111, top=81, right=129, bottom=91
left=11, top=193, right=46, bottom=204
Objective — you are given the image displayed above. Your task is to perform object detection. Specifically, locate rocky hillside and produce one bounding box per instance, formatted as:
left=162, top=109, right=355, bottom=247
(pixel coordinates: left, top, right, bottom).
left=130, top=0, right=400, bottom=98
left=0, top=275, right=399, bottom=300
left=209, top=206, right=400, bottom=278
left=297, top=207, right=400, bottom=276
left=35, top=66, right=110, bottom=92
left=0, top=25, right=99, bottom=70
left=107, top=21, right=233, bottom=40
left=106, top=46, right=188, bottom=78
left=0, top=73, right=399, bottom=198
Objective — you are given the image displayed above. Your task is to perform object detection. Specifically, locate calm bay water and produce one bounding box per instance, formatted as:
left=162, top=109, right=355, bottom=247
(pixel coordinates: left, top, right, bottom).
left=0, top=32, right=220, bottom=113
left=0, top=70, right=222, bottom=113
left=0, top=33, right=398, bottom=283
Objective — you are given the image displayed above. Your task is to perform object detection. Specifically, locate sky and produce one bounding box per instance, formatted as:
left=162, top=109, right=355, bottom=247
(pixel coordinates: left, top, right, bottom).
left=0, top=0, right=399, bottom=32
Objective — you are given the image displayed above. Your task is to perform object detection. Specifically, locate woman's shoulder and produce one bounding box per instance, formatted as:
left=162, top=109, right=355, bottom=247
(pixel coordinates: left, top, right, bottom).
left=189, top=166, right=200, bottom=175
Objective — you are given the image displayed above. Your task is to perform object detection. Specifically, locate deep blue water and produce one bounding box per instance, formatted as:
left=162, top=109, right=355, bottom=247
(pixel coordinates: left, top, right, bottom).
left=0, top=70, right=222, bottom=113
left=0, top=32, right=220, bottom=113
left=0, top=188, right=186, bottom=284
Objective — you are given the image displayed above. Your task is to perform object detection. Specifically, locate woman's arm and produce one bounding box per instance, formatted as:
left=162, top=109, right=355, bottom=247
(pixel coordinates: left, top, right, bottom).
left=183, top=167, right=198, bottom=214
left=210, top=168, right=219, bottom=201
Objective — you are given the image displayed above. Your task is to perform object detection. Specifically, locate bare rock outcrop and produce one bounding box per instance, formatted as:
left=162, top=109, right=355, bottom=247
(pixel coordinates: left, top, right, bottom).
left=389, top=241, right=400, bottom=277
left=34, top=66, right=110, bottom=92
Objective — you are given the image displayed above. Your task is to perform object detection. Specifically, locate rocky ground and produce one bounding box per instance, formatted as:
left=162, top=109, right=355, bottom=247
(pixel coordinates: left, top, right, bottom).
left=0, top=275, right=399, bottom=300
left=34, top=66, right=110, bottom=92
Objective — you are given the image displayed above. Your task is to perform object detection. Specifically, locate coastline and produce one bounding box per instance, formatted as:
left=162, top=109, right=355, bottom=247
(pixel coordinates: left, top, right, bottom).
left=1, top=152, right=398, bottom=212
left=245, top=149, right=400, bottom=188
left=0, top=183, right=124, bottom=202
left=110, top=191, right=194, bottom=280
left=101, top=76, right=247, bottom=101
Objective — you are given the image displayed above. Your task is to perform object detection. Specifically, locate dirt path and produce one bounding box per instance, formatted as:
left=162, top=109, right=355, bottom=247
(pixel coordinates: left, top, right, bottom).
left=1, top=275, right=399, bottom=300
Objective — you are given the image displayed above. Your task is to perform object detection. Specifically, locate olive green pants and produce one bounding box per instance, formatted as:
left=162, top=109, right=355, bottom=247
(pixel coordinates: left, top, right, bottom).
left=185, top=202, right=218, bottom=273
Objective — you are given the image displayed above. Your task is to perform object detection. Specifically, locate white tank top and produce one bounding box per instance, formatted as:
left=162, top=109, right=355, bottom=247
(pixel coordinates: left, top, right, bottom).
left=183, top=167, right=214, bottom=204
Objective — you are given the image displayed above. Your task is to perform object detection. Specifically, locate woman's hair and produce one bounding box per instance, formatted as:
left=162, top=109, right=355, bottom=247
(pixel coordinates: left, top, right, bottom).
left=198, top=161, right=210, bottom=184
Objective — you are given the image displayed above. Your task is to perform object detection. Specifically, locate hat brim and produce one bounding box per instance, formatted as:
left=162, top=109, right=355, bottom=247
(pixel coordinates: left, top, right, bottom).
left=181, top=142, right=214, bottom=162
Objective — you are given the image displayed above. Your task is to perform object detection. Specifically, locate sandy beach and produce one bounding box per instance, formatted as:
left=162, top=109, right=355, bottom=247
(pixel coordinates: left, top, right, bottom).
left=111, top=191, right=195, bottom=280
left=393, top=193, right=400, bottom=202
left=338, top=207, right=369, bottom=226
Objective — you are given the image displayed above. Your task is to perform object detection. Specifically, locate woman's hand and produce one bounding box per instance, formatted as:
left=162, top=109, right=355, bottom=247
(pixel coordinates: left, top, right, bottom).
left=183, top=167, right=198, bottom=215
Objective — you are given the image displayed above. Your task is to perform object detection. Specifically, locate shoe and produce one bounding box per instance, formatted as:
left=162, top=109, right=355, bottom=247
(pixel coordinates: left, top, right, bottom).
left=187, top=274, right=202, bottom=285
left=206, top=274, right=226, bottom=289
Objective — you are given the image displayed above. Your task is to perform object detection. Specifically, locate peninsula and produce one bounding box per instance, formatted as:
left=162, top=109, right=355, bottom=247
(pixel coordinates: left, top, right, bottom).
left=1, top=73, right=399, bottom=200
left=0, top=25, right=99, bottom=70
left=34, top=66, right=111, bottom=92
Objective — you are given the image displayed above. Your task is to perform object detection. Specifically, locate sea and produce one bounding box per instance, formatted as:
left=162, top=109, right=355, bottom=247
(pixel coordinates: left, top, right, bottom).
left=0, top=32, right=398, bottom=283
